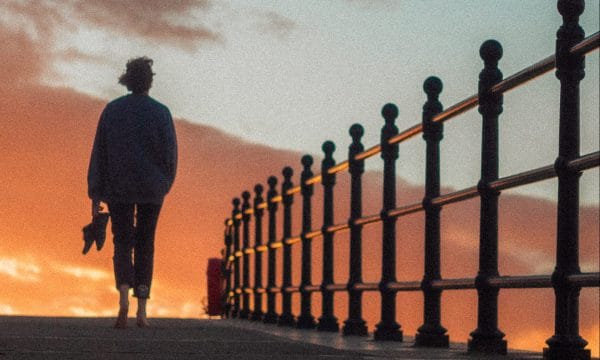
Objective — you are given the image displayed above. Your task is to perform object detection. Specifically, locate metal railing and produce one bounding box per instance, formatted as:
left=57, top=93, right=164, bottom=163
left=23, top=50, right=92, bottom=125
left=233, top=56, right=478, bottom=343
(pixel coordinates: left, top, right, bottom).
left=220, top=1, right=599, bottom=358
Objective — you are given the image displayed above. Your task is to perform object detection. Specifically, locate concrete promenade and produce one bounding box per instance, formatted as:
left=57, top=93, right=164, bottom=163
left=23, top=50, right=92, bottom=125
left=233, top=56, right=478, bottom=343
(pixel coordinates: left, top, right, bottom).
left=0, top=316, right=546, bottom=359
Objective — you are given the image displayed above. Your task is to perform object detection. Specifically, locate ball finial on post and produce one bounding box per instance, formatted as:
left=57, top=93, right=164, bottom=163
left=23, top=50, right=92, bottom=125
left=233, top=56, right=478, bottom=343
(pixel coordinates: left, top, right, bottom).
left=242, top=191, right=251, bottom=202
left=267, top=176, right=278, bottom=189
left=301, top=154, right=313, bottom=169
left=349, top=124, right=364, bottom=143
left=423, top=76, right=443, bottom=100
left=480, top=40, right=503, bottom=67
left=282, top=166, right=294, bottom=179
left=381, top=103, right=399, bottom=124
left=322, top=140, right=336, bottom=156
left=232, top=197, right=240, bottom=208
left=557, top=0, right=585, bottom=20
left=254, top=184, right=263, bottom=195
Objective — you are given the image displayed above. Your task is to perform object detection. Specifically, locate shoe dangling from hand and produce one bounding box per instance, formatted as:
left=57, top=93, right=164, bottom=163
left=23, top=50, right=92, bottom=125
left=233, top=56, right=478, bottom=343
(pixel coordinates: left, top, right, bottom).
left=82, top=212, right=110, bottom=255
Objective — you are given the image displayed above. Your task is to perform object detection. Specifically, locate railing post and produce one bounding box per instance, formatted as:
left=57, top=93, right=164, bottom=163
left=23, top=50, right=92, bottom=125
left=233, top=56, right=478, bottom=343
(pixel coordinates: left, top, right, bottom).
left=263, top=176, right=279, bottom=324
left=279, top=167, right=296, bottom=326
left=231, top=198, right=241, bottom=318
left=251, top=184, right=265, bottom=321
left=342, top=124, right=368, bottom=336
left=240, top=191, right=251, bottom=319
left=223, top=219, right=233, bottom=318
left=374, top=103, right=403, bottom=341
left=416, top=77, right=449, bottom=347
left=468, top=40, right=507, bottom=355
left=296, top=155, right=317, bottom=329
left=317, top=141, right=340, bottom=332
left=544, top=1, right=590, bottom=359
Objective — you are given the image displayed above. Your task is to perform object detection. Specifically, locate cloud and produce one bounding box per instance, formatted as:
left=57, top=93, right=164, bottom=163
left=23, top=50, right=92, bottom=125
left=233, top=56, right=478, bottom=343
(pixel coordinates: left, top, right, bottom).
left=0, top=304, right=17, bottom=315
left=0, top=257, right=41, bottom=282
left=57, top=265, right=111, bottom=281
left=71, top=0, right=221, bottom=49
left=0, top=0, right=221, bottom=57
left=255, top=11, right=295, bottom=39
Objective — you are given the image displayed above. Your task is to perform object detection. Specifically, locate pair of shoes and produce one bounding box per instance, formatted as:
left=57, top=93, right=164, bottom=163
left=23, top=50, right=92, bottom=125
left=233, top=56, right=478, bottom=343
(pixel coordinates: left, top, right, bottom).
left=114, top=308, right=128, bottom=329
left=82, top=212, right=109, bottom=255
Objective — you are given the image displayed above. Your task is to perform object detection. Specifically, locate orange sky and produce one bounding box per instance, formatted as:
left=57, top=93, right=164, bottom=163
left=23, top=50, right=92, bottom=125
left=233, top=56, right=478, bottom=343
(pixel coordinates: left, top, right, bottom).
left=0, top=13, right=598, bottom=357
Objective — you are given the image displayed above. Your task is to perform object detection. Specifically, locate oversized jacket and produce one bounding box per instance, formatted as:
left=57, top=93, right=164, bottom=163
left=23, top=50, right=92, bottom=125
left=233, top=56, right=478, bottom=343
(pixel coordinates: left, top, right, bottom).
left=87, top=94, right=177, bottom=204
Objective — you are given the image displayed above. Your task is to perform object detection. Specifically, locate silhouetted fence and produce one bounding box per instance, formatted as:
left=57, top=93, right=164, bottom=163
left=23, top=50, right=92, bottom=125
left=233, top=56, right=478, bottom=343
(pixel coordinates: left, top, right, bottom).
left=220, top=2, right=599, bottom=359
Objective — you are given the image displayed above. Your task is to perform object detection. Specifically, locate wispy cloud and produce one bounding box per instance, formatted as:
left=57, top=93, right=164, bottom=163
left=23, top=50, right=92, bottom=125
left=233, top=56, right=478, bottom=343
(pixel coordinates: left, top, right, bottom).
left=57, top=265, right=111, bottom=281
left=254, top=11, right=295, bottom=39
left=71, top=0, right=221, bottom=49
left=0, top=257, right=41, bottom=282
left=0, top=303, right=17, bottom=315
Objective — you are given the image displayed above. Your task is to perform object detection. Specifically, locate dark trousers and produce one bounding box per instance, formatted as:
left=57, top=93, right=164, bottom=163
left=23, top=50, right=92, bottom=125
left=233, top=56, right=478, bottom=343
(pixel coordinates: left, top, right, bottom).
left=108, top=202, right=162, bottom=299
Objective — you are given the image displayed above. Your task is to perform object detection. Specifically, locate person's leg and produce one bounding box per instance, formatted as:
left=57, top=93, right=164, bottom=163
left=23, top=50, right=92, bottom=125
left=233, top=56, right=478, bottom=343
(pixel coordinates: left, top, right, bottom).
left=108, top=202, right=135, bottom=328
left=133, top=202, right=163, bottom=326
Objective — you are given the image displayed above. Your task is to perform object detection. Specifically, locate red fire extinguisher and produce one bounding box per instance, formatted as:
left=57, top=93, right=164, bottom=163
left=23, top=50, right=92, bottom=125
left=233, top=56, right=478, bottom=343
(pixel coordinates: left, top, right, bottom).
left=206, top=257, right=223, bottom=316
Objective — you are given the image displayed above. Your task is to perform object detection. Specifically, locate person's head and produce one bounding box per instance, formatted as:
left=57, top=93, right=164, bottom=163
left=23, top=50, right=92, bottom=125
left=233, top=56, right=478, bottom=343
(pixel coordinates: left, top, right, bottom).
left=118, top=57, right=154, bottom=94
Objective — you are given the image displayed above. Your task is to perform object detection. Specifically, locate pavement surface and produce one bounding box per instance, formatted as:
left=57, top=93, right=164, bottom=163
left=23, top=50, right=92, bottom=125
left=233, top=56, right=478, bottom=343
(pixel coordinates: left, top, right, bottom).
left=0, top=316, right=547, bottom=359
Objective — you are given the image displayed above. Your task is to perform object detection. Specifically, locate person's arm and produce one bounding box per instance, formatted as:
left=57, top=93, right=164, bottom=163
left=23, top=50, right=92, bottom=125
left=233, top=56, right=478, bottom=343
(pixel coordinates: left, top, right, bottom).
left=88, top=109, right=107, bottom=210
left=163, top=108, right=178, bottom=191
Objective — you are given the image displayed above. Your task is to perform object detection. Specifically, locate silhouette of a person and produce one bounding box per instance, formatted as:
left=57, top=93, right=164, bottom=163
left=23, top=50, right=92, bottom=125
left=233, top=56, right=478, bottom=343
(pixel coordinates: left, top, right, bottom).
left=87, top=57, right=177, bottom=328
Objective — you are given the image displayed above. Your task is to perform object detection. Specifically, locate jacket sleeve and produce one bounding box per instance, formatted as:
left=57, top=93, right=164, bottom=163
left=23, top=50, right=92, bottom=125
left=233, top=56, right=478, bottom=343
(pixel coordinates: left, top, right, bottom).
left=87, top=110, right=107, bottom=200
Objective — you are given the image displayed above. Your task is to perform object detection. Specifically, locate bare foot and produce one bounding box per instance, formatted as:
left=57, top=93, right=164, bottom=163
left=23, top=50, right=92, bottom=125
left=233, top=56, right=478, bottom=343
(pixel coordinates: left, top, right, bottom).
left=114, top=308, right=128, bottom=329
left=136, top=315, right=150, bottom=328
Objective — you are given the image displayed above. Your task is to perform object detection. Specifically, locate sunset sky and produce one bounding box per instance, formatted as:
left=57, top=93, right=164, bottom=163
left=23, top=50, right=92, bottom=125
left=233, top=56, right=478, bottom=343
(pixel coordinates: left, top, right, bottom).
left=0, top=0, right=598, bottom=356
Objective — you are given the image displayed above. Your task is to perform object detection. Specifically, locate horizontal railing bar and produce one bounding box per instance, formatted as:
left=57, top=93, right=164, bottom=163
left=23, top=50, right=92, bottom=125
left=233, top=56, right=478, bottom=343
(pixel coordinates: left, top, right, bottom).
left=306, top=230, right=322, bottom=239
left=569, top=272, right=600, bottom=287
left=243, top=287, right=253, bottom=294
left=244, top=208, right=254, bottom=215
left=303, top=285, right=320, bottom=292
left=286, top=186, right=301, bottom=196
left=234, top=288, right=242, bottom=294
left=325, top=284, right=347, bottom=292
left=255, top=288, right=267, bottom=294
left=256, top=245, right=268, bottom=253
left=354, top=213, right=381, bottom=226
left=487, top=275, right=552, bottom=289
left=234, top=251, right=243, bottom=257
left=386, top=281, right=422, bottom=292
left=352, top=282, right=379, bottom=291
left=430, top=278, right=475, bottom=290
left=329, top=161, right=349, bottom=175
left=388, top=123, right=424, bottom=146
left=270, top=195, right=282, bottom=203
left=491, top=55, right=555, bottom=95
left=431, top=186, right=479, bottom=207
left=568, top=151, right=600, bottom=172
left=326, top=222, right=350, bottom=234
left=285, top=236, right=302, bottom=245
left=432, top=95, right=479, bottom=124
left=388, top=201, right=424, bottom=219
left=268, top=287, right=281, bottom=293
left=243, top=248, right=254, bottom=255
left=355, top=144, right=381, bottom=161
left=283, top=286, right=300, bottom=293
left=306, top=174, right=322, bottom=186
left=268, top=241, right=283, bottom=249
left=570, top=31, right=599, bottom=56
left=491, top=165, right=556, bottom=192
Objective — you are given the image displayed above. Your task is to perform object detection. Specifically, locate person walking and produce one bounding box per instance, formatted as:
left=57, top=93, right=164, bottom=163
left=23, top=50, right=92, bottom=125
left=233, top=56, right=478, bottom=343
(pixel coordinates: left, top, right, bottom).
left=87, top=57, right=177, bottom=328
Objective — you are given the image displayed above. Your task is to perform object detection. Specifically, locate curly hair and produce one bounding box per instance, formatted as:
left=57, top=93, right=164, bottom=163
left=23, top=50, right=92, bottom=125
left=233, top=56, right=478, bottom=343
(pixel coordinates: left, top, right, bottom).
left=118, top=57, right=154, bottom=94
